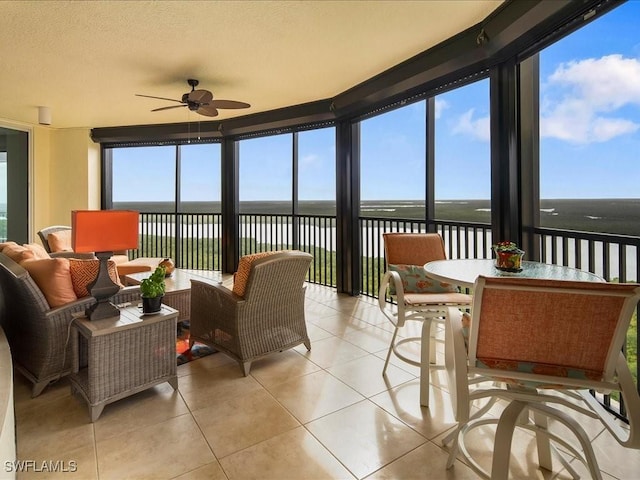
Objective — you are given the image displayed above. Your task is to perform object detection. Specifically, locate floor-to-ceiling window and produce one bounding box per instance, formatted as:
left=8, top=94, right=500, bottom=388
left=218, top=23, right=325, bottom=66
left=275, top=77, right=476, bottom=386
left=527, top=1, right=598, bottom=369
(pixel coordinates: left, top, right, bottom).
left=535, top=1, right=640, bottom=396
left=538, top=1, right=640, bottom=239
left=237, top=127, right=337, bottom=284
left=0, top=126, right=29, bottom=243
left=109, top=142, right=221, bottom=268
left=360, top=101, right=426, bottom=221
left=433, top=78, right=492, bottom=258
left=434, top=79, right=491, bottom=222
left=359, top=101, right=426, bottom=295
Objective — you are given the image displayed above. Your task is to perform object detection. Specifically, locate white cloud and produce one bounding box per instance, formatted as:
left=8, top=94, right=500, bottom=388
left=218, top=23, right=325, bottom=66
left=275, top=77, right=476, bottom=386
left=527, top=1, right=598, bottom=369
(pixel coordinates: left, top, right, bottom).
left=300, top=153, right=319, bottom=166
left=435, top=98, right=448, bottom=119
left=541, top=54, right=640, bottom=144
left=452, top=108, right=490, bottom=141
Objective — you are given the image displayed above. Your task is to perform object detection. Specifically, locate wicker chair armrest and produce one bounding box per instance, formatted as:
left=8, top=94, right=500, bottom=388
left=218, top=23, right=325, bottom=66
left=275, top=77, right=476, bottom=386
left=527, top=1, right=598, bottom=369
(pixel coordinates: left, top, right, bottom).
left=113, top=286, right=141, bottom=305
left=193, top=280, right=245, bottom=309
left=49, top=252, right=96, bottom=260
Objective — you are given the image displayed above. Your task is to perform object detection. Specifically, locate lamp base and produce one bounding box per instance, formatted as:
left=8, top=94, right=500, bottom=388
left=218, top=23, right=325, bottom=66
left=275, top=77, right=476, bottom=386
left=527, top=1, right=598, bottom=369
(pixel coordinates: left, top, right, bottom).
left=86, top=251, right=122, bottom=321
left=86, top=300, right=120, bottom=321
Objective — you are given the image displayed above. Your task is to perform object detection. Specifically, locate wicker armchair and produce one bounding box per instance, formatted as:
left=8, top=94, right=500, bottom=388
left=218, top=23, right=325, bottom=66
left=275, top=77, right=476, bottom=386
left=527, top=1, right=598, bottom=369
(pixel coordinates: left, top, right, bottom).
left=0, top=252, right=141, bottom=396
left=189, top=250, right=313, bottom=376
left=37, top=225, right=94, bottom=259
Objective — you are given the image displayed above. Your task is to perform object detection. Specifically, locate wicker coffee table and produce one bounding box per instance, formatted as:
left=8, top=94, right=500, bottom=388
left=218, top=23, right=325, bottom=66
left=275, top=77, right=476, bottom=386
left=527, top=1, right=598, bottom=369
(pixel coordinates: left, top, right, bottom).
left=69, top=305, right=179, bottom=422
left=124, top=268, right=223, bottom=323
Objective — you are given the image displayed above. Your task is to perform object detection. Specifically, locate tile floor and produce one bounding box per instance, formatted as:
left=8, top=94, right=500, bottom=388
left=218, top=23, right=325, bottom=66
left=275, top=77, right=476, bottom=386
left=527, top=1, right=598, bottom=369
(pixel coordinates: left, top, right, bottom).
left=11, top=284, right=640, bottom=479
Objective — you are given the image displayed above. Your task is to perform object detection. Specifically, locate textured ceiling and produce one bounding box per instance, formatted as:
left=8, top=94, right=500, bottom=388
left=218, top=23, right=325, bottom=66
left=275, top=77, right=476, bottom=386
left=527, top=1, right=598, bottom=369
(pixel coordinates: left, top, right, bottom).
left=0, top=0, right=502, bottom=129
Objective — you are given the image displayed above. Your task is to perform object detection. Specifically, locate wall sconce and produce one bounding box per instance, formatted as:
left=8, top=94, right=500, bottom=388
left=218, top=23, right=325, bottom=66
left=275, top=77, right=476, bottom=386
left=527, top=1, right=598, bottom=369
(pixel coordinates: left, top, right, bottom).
left=38, top=106, right=52, bottom=126
left=72, top=210, right=139, bottom=321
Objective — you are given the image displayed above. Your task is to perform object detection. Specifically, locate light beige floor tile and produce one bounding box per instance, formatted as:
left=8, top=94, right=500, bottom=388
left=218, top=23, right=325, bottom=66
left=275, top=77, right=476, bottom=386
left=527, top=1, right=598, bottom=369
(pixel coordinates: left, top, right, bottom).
left=364, top=440, right=478, bottom=480
left=193, top=388, right=300, bottom=458
left=12, top=374, right=72, bottom=417
left=177, top=351, right=235, bottom=378
left=327, top=354, right=415, bottom=398
left=306, top=400, right=426, bottom=478
left=305, top=323, right=335, bottom=342
left=178, top=362, right=263, bottom=412
left=566, top=425, right=640, bottom=479
left=293, top=336, right=369, bottom=369
left=307, top=312, right=376, bottom=337
left=15, top=443, right=97, bottom=480
left=266, top=370, right=364, bottom=424
left=171, top=461, right=228, bottom=480
left=249, top=350, right=321, bottom=388
left=370, top=380, right=457, bottom=440
left=341, top=325, right=395, bottom=354
left=219, top=426, right=356, bottom=480
left=16, top=392, right=94, bottom=460
left=93, top=382, right=189, bottom=442
left=96, top=414, right=214, bottom=480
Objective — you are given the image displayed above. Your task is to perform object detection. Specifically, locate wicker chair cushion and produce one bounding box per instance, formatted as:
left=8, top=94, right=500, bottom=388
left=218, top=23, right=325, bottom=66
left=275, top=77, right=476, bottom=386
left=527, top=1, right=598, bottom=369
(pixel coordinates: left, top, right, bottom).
left=2, top=244, right=38, bottom=263
left=0, top=241, right=18, bottom=251
left=232, top=251, right=281, bottom=297
left=388, top=264, right=458, bottom=295
left=47, top=230, right=73, bottom=252
left=23, top=243, right=51, bottom=260
left=20, top=258, right=78, bottom=307
left=69, top=258, right=122, bottom=298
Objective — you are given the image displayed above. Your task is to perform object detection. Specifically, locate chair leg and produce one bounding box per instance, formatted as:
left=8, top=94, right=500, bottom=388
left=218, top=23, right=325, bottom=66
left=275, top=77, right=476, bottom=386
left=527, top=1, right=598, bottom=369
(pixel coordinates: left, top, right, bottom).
left=242, top=361, right=251, bottom=377
left=382, top=326, right=400, bottom=376
left=420, top=318, right=432, bottom=407
left=532, top=409, right=553, bottom=471
left=491, top=400, right=528, bottom=480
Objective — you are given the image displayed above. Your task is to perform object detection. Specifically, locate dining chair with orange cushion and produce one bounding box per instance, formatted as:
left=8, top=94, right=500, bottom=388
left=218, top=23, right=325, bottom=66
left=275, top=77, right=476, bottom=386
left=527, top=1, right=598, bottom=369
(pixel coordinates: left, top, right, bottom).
left=443, top=276, right=640, bottom=480
left=378, top=232, right=471, bottom=407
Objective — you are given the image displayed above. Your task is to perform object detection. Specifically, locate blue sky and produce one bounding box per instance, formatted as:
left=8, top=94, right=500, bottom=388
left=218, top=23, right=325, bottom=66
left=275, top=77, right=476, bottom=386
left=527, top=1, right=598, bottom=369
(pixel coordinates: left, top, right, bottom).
left=114, top=1, right=640, bottom=203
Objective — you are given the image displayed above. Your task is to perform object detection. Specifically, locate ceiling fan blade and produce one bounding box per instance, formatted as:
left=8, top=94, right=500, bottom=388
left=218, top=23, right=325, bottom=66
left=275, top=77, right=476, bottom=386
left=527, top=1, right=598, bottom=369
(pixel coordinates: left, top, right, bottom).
left=151, top=105, right=187, bottom=112
left=210, top=99, right=251, bottom=109
left=196, top=104, right=219, bottom=117
left=135, top=94, right=184, bottom=103
left=188, top=89, right=213, bottom=104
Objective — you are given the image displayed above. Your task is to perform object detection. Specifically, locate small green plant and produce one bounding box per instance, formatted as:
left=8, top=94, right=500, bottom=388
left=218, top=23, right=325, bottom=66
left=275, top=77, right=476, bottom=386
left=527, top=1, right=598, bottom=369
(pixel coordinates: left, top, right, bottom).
left=140, top=266, right=166, bottom=298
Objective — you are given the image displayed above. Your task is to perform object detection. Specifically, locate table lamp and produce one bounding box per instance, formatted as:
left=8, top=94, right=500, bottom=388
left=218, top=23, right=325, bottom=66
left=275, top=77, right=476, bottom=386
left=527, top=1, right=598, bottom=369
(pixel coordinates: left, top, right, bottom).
left=72, top=210, right=139, bottom=321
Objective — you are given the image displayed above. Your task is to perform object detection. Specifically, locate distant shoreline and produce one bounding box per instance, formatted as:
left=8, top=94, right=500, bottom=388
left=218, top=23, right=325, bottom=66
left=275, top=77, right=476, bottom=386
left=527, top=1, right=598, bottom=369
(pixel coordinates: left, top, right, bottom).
left=112, top=198, right=640, bottom=237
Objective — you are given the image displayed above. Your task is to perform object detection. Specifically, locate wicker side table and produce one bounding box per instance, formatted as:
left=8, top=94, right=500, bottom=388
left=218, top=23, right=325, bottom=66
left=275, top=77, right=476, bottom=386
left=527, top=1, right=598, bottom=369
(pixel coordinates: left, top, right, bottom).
left=69, top=305, right=178, bottom=422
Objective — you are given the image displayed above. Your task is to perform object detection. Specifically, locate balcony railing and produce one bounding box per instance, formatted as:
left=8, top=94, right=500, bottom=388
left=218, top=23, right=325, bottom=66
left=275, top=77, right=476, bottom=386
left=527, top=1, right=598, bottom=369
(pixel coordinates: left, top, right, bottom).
left=135, top=212, right=336, bottom=286
left=133, top=211, right=637, bottom=421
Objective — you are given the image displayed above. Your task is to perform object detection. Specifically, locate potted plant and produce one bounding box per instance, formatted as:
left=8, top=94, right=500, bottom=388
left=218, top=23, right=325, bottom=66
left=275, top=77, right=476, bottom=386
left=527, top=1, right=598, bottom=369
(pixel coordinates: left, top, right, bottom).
left=140, top=265, right=166, bottom=313
left=492, top=241, right=525, bottom=272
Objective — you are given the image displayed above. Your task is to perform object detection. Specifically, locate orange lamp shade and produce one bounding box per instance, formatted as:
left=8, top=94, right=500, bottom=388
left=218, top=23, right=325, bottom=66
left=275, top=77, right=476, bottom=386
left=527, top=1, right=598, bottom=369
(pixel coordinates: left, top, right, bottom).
left=72, top=210, right=139, bottom=253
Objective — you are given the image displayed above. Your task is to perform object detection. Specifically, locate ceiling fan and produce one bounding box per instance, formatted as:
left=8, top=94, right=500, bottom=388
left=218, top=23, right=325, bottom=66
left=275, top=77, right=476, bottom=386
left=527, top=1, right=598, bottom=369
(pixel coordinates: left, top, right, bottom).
left=136, top=79, right=250, bottom=117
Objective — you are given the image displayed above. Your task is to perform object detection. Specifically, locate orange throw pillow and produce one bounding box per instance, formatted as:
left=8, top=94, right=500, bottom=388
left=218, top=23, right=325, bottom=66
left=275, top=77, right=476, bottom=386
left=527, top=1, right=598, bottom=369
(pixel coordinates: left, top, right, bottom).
left=47, top=230, right=73, bottom=253
left=232, top=251, right=281, bottom=297
left=21, top=258, right=78, bottom=308
left=69, top=259, right=123, bottom=298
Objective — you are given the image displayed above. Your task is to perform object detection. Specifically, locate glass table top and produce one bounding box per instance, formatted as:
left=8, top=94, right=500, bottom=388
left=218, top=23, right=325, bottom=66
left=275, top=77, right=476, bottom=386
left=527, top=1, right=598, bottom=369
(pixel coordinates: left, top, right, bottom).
left=424, top=259, right=604, bottom=288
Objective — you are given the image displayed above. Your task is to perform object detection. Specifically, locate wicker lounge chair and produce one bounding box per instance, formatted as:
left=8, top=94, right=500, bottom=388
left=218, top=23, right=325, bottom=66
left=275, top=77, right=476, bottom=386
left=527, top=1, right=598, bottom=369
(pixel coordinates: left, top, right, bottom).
left=0, top=252, right=141, bottom=396
left=189, top=250, right=313, bottom=375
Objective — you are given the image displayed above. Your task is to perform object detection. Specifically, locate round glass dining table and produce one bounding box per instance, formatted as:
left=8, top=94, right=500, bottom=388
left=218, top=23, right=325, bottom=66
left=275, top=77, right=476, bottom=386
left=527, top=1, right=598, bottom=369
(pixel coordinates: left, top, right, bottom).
left=424, top=258, right=604, bottom=289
